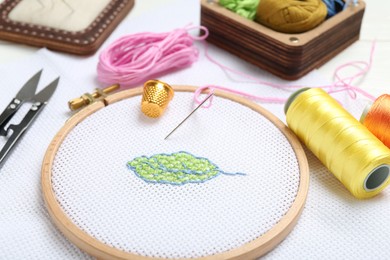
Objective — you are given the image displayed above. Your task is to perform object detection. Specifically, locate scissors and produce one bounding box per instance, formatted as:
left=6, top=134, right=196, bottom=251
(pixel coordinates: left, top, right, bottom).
left=0, top=70, right=59, bottom=165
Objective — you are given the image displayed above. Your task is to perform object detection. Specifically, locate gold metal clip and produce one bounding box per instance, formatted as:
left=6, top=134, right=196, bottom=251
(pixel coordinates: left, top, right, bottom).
left=68, top=84, right=120, bottom=111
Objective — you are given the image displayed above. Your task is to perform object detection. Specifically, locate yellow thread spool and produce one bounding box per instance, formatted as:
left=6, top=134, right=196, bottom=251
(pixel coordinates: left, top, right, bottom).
left=285, top=88, right=390, bottom=199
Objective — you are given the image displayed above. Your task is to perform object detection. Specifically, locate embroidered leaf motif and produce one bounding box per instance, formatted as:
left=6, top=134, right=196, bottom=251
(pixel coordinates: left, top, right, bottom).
left=127, top=151, right=245, bottom=185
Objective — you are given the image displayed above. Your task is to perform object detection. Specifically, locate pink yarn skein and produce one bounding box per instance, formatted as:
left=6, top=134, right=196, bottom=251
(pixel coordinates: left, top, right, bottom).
left=97, top=27, right=208, bottom=87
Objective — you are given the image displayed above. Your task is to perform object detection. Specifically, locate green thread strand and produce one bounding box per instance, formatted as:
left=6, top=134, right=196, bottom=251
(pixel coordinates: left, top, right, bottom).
left=219, top=0, right=260, bottom=20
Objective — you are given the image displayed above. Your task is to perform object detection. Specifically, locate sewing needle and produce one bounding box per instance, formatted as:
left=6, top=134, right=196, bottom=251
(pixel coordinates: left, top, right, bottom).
left=164, top=93, right=214, bottom=140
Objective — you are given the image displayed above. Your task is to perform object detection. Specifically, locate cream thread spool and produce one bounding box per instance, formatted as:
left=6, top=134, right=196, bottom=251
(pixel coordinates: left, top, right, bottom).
left=141, top=80, right=174, bottom=118
left=285, top=88, right=390, bottom=199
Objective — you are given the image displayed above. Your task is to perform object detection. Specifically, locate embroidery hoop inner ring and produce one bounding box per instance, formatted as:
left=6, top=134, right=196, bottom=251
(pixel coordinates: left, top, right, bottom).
left=41, top=86, right=309, bottom=259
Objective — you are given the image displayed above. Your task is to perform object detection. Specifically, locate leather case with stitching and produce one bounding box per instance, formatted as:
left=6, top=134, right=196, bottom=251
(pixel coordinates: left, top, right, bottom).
left=0, top=0, right=135, bottom=55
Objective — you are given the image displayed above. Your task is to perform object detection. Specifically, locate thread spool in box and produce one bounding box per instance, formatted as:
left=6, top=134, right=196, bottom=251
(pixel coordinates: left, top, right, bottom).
left=285, top=88, right=390, bottom=199
left=201, top=0, right=365, bottom=80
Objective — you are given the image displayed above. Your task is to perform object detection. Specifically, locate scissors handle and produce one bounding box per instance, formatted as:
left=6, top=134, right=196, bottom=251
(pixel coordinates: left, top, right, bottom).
left=0, top=98, right=23, bottom=135
left=0, top=102, right=45, bottom=165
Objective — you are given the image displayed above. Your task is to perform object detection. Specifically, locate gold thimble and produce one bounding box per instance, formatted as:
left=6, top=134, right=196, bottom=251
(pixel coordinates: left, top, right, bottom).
left=141, top=80, right=174, bottom=118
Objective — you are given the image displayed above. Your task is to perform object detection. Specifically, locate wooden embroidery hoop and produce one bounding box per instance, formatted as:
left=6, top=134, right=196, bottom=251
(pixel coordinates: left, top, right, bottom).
left=41, top=86, right=309, bottom=259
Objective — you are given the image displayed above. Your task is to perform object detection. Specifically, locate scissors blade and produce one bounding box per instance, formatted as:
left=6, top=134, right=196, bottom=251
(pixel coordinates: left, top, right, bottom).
left=15, top=69, right=42, bottom=101
left=0, top=77, right=59, bottom=166
left=0, top=102, right=44, bottom=166
left=33, top=77, right=60, bottom=103
left=0, top=70, right=43, bottom=134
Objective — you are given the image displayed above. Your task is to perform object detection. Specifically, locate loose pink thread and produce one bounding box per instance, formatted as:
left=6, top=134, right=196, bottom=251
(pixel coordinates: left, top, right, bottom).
left=327, top=41, right=376, bottom=99
left=97, top=26, right=209, bottom=87
left=196, top=35, right=377, bottom=106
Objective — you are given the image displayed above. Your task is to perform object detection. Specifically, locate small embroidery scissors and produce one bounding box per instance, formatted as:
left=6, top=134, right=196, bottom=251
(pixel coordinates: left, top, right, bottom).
left=0, top=70, right=59, bottom=165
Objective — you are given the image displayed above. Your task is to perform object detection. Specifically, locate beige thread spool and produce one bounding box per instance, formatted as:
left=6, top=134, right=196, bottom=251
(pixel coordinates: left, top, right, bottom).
left=141, top=80, right=174, bottom=118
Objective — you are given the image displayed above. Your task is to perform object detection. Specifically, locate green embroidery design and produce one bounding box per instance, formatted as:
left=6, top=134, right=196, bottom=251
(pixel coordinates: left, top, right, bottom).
left=127, top=151, right=245, bottom=185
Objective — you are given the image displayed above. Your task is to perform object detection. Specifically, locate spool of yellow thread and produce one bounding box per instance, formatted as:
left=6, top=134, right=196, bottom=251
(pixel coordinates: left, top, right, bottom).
left=255, top=0, right=327, bottom=33
left=285, top=88, right=390, bottom=199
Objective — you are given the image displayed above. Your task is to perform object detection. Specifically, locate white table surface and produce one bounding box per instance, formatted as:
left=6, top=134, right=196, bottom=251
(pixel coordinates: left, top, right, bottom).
left=0, top=0, right=389, bottom=259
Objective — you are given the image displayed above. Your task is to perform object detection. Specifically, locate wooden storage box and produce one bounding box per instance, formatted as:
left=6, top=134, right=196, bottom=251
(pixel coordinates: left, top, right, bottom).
left=201, top=0, right=366, bottom=80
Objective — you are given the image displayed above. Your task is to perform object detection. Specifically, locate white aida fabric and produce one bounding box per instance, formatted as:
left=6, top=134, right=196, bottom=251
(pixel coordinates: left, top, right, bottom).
left=0, top=0, right=390, bottom=259
left=51, top=92, right=301, bottom=258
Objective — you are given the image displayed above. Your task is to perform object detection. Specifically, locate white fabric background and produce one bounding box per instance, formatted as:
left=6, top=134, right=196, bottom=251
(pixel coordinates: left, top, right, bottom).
left=0, top=0, right=389, bottom=259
